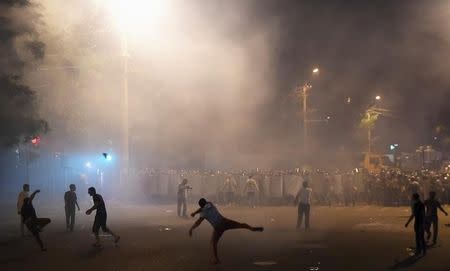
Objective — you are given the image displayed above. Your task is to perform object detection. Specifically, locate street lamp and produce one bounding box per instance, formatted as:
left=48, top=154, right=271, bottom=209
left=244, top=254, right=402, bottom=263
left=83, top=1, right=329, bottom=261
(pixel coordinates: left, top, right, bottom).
left=295, top=67, right=320, bottom=161
left=101, top=0, right=170, bottom=184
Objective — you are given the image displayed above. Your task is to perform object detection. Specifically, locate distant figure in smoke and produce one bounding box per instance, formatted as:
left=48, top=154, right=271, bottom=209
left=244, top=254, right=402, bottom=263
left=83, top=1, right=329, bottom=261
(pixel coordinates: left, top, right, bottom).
left=405, top=193, right=427, bottom=256
left=21, top=189, right=51, bottom=251
left=222, top=176, right=237, bottom=206
left=86, top=187, right=120, bottom=247
left=244, top=175, right=259, bottom=207
left=295, top=181, right=312, bottom=230
left=177, top=178, right=192, bottom=217
left=424, top=191, right=448, bottom=245
left=64, top=184, right=80, bottom=232
left=17, top=183, right=29, bottom=236
left=189, top=198, right=264, bottom=264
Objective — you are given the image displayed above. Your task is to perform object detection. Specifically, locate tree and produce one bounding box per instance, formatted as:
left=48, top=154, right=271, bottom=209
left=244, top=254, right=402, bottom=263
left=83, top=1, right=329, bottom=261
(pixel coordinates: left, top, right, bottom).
left=0, top=75, right=48, bottom=146
left=0, top=0, right=48, bottom=147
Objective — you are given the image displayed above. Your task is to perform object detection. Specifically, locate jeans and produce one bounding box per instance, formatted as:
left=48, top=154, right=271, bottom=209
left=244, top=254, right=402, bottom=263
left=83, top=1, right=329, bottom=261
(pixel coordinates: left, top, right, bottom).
left=177, top=197, right=187, bottom=217
left=426, top=216, right=438, bottom=244
left=297, top=203, right=310, bottom=229
left=414, top=224, right=426, bottom=254
left=65, top=206, right=76, bottom=231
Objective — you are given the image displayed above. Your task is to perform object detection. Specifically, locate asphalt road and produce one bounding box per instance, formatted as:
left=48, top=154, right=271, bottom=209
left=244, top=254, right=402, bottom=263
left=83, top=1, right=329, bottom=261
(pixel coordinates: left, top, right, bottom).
left=1, top=203, right=450, bottom=271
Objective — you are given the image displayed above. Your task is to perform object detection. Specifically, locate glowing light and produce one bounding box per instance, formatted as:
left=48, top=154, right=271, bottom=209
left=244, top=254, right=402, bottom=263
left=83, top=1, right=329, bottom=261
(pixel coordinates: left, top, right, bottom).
left=312, top=68, right=319, bottom=74
left=103, top=153, right=113, bottom=161
left=85, top=162, right=93, bottom=169
left=31, top=136, right=40, bottom=146
left=107, top=0, right=170, bottom=33
left=375, top=95, right=381, bottom=101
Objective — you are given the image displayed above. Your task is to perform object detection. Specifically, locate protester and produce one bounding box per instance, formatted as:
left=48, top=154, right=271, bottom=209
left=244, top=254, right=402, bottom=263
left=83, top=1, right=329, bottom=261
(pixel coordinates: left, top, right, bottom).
left=86, top=187, right=120, bottom=247
left=177, top=178, right=191, bottom=217
left=64, top=184, right=80, bottom=232
left=405, top=193, right=427, bottom=256
left=244, top=176, right=259, bottom=207
left=424, top=191, right=448, bottom=245
left=17, top=183, right=29, bottom=236
left=295, top=181, right=313, bottom=230
left=222, top=176, right=237, bottom=206
left=21, top=189, right=51, bottom=251
left=189, top=198, right=264, bottom=264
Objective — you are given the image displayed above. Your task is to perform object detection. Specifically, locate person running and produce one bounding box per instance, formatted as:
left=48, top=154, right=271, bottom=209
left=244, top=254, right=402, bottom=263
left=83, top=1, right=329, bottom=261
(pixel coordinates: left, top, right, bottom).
left=177, top=179, right=191, bottom=217
left=64, top=184, right=80, bottom=232
left=17, top=184, right=29, bottom=236
left=189, top=198, right=264, bottom=264
left=244, top=176, right=259, bottom=207
left=294, top=181, right=312, bottom=230
left=21, top=189, right=51, bottom=251
left=86, top=187, right=120, bottom=247
left=424, top=191, right=448, bottom=245
left=405, top=193, right=427, bottom=256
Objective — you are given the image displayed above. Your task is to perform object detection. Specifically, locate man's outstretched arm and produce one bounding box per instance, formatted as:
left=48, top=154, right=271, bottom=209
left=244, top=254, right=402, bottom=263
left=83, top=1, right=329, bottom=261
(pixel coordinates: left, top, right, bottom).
left=191, top=208, right=202, bottom=217
left=189, top=217, right=204, bottom=236
left=405, top=214, right=414, bottom=228
left=29, top=190, right=40, bottom=202
left=438, top=202, right=448, bottom=216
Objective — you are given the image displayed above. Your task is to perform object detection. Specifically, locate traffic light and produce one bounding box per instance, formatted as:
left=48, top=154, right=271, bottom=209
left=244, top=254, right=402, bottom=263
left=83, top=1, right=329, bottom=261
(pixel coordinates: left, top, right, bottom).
left=31, top=136, right=40, bottom=147
left=102, top=153, right=112, bottom=161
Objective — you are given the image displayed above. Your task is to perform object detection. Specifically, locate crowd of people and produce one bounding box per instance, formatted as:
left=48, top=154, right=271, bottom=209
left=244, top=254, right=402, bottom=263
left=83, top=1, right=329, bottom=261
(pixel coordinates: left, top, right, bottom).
left=15, top=166, right=450, bottom=260
left=17, top=184, right=120, bottom=251
left=134, top=167, right=450, bottom=207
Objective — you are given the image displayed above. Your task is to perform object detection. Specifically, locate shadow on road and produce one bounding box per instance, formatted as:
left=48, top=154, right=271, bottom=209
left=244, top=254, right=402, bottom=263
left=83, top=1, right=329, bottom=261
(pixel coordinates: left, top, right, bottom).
left=389, top=255, right=423, bottom=270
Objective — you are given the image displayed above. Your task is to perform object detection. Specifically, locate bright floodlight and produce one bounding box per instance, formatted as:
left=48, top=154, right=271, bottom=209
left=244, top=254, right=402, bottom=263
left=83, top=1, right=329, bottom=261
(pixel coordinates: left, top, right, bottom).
left=85, top=162, right=92, bottom=169
left=375, top=95, right=381, bottom=100
left=108, top=0, right=170, bottom=32
left=312, top=68, right=319, bottom=74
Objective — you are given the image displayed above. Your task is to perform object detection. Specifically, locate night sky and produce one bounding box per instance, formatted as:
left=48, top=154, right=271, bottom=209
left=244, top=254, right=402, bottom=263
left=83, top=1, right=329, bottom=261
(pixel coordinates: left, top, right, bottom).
left=2, top=0, right=450, bottom=168
left=242, top=0, right=450, bottom=152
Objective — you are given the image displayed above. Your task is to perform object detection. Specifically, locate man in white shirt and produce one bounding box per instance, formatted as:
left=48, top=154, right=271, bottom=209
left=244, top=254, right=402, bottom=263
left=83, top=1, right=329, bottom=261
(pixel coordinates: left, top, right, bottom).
left=177, top=179, right=192, bottom=217
left=294, top=181, right=312, bottom=230
left=189, top=198, right=264, bottom=264
left=17, top=184, right=30, bottom=236
left=244, top=176, right=259, bottom=207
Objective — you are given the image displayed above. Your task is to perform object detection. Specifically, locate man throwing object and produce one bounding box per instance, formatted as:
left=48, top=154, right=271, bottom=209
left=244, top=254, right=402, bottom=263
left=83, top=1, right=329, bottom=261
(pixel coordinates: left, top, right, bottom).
left=189, top=198, right=264, bottom=264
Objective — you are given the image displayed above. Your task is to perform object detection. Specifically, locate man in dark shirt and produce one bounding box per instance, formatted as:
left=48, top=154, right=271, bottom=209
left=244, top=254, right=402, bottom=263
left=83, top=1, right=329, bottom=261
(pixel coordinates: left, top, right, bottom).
left=405, top=193, right=426, bottom=256
left=21, top=189, right=51, bottom=251
left=86, top=187, right=120, bottom=247
left=424, top=191, right=448, bottom=245
left=64, top=184, right=80, bottom=231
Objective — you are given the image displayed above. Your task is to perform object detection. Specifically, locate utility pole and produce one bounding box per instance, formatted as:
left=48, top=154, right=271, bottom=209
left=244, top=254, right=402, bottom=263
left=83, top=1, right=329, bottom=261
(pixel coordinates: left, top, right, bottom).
left=294, top=68, right=320, bottom=163
left=301, top=84, right=311, bottom=155
left=120, top=33, right=129, bottom=185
